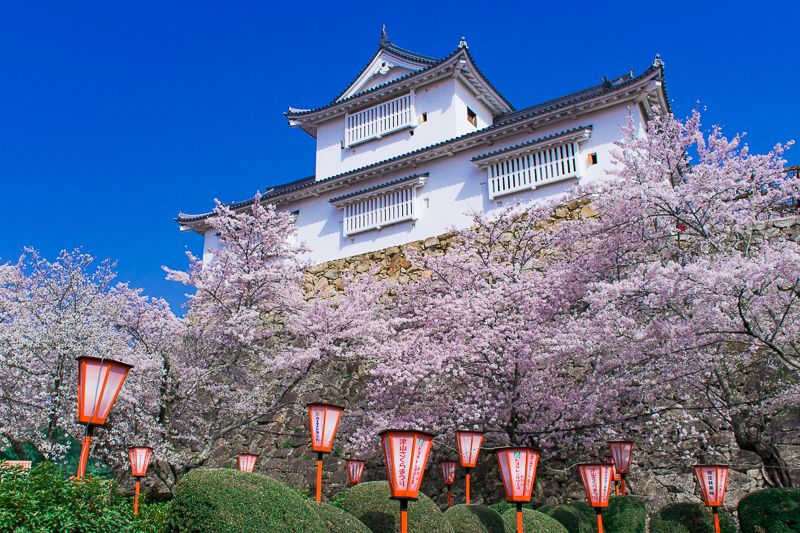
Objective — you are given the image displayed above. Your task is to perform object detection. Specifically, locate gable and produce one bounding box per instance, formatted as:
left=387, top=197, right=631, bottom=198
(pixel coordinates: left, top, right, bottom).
left=337, top=49, right=433, bottom=102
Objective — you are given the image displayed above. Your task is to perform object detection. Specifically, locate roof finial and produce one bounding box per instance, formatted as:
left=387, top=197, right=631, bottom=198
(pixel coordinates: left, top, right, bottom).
left=380, top=24, right=389, bottom=45
left=653, top=53, right=664, bottom=68
left=458, top=36, right=468, bottom=49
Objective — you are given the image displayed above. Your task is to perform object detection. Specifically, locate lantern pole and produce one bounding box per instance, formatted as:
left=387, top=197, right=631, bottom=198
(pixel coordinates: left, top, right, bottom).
left=712, top=507, right=720, bottom=533
left=465, top=467, right=472, bottom=505
left=315, top=452, right=324, bottom=502
left=133, top=477, right=142, bottom=516
left=77, top=424, right=95, bottom=479
left=447, top=486, right=452, bottom=508
left=516, top=502, right=523, bottom=533
left=399, top=499, right=409, bottom=533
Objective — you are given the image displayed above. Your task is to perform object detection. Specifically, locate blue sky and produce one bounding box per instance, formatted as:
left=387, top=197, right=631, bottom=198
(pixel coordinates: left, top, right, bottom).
left=1, top=1, right=797, bottom=311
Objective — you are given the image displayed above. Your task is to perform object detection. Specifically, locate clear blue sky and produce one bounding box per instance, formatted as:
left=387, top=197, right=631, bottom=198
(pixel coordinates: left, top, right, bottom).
left=1, top=1, right=797, bottom=311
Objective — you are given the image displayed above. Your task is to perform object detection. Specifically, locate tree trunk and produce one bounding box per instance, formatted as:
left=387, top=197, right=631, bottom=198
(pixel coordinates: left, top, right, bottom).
left=731, top=413, right=793, bottom=487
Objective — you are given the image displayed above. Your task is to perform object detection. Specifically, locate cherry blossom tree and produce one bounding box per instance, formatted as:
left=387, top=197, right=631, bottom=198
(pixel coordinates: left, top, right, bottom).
left=352, top=110, right=798, bottom=486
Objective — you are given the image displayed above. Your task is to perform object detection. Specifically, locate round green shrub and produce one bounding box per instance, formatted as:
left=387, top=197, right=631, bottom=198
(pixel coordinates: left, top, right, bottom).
left=500, top=507, right=568, bottom=533
left=650, top=502, right=737, bottom=533
left=165, top=468, right=327, bottom=532
left=539, top=503, right=595, bottom=533
left=315, top=500, right=371, bottom=533
left=488, top=502, right=532, bottom=515
left=738, top=488, right=800, bottom=533
left=443, top=504, right=506, bottom=533
left=0, top=462, right=135, bottom=532
left=605, top=496, right=646, bottom=533
left=336, top=480, right=454, bottom=532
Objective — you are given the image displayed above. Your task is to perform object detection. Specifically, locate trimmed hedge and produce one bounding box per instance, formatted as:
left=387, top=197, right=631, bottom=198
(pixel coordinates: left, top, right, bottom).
left=738, top=488, right=800, bottom=533
left=650, top=502, right=737, bottom=533
left=315, top=500, right=371, bottom=533
left=605, top=496, right=646, bottom=533
left=539, top=503, right=595, bottom=533
left=500, top=508, right=568, bottom=533
left=166, top=468, right=327, bottom=532
left=443, top=504, right=506, bottom=533
left=336, top=480, right=453, bottom=532
left=488, top=502, right=532, bottom=515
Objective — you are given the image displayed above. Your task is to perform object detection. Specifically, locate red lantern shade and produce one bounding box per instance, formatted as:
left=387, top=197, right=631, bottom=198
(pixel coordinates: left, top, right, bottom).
left=608, top=441, right=633, bottom=474
left=308, top=403, right=344, bottom=454
left=578, top=463, right=615, bottom=508
left=347, top=459, right=365, bottom=485
left=77, top=356, right=133, bottom=426
left=456, top=431, right=484, bottom=468
left=237, top=453, right=258, bottom=473
left=380, top=429, right=434, bottom=501
left=693, top=464, right=729, bottom=507
left=439, top=460, right=457, bottom=486
left=496, top=447, right=540, bottom=503
left=128, top=447, right=153, bottom=478
left=1, top=460, right=32, bottom=469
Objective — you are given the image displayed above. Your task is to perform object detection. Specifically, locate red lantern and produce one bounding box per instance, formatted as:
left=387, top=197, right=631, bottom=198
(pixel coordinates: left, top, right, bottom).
left=693, top=464, right=729, bottom=533
left=307, top=402, right=344, bottom=502
left=577, top=463, right=615, bottom=533
left=608, top=440, right=633, bottom=495
left=237, top=453, right=258, bottom=473
left=128, top=447, right=153, bottom=516
left=76, top=356, right=133, bottom=478
left=456, top=430, right=484, bottom=504
left=1, top=460, right=32, bottom=469
left=347, top=459, right=365, bottom=485
left=496, top=447, right=540, bottom=533
left=439, top=460, right=457, bottom=508
left=380, top=429, right=434, bottom=533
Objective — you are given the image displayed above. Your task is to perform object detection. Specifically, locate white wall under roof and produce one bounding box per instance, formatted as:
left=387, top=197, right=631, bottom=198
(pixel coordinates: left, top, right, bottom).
left=314, top=78, right=496, bottom=180
left=235, top=101, right=645, bottom=265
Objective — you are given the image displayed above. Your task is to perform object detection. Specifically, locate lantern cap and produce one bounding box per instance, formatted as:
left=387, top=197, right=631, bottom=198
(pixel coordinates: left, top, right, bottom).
left=693, top=463, right=729, bottom=468
left=238, top=453, right=260, bottom=457
left=608, top=440, right=634, bottom=445
left=306, top=402, right=345, bottom=409
left=378, top=428, right=434, bottom=438
left=455, top=429, right=485, bottom=435
left=129, top=445, right=154, bottom=451
left=76, top=355, right=134, bottom=370
left=494, top=446, right=542, bottom=453
left=345, top=458, right=365, bottom=462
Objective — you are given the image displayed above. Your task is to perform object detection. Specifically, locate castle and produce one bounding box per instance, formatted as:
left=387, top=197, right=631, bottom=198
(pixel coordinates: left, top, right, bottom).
left=177, top=29, right=669, bottom=263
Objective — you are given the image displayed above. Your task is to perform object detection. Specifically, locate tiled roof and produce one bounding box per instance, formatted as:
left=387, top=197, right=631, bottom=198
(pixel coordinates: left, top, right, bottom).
left=471, top=125, right=593, bottom=163
left=176, top=175, right=316, bottom=223
left=329, top=173, right=428, bottom=204
left=178, top=62, right=666, bottom=227
left=288, top=46, right=515, bottom=120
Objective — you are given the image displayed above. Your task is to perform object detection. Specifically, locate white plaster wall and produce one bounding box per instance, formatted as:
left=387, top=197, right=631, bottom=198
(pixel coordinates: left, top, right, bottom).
left=205, top=101, right=644, bottom=265
left=315, top=78, right=496, bottom=180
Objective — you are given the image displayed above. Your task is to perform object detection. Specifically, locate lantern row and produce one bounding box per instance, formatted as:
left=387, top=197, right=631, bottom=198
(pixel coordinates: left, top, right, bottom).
left=68, top=360, right=729, bottom=533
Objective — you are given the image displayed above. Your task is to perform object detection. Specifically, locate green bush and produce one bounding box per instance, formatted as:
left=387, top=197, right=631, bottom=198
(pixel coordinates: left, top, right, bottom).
left=539, top=502, right=595, bottom=533
left=443, top=504, right=506, bottom=533
left=500, top=508, right=568, bottom=533
left=605, top=496, right=646, bottom=533
left=136, top=501, right=171, bottom=533
left=650, top=502, right=737, bottom=533
left=738, top=488, right=800, bottom=533
left=315, top=500, right=371, bottom=533
left=488, top=502, right=532, bottom=515
left=165, top=468, right=327, bottom=532
left=0, top=462, right=135, bottom=532
left=336, top=480, right=454, bottom=532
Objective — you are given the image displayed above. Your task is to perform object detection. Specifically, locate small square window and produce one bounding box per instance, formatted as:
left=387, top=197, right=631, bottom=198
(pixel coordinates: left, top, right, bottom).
left=418, top=112, right=428, bottom=123
left=588, top=153, right=598, bottom=165
left=467, top=107, right=477, bottom=127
